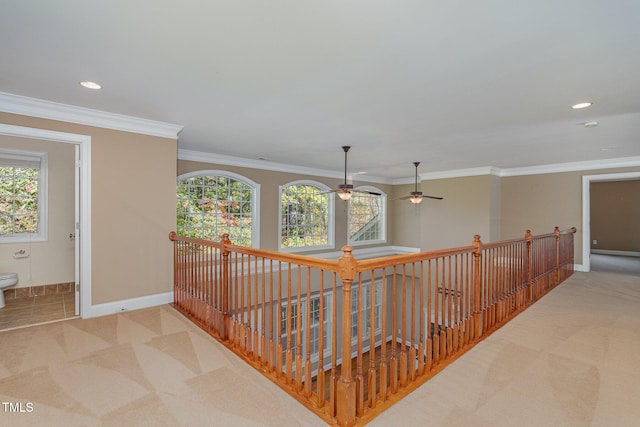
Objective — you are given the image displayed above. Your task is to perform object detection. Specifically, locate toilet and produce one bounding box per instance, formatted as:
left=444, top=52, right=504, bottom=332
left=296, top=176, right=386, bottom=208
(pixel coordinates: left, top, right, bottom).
left=0, top=273, right=18, bottom=308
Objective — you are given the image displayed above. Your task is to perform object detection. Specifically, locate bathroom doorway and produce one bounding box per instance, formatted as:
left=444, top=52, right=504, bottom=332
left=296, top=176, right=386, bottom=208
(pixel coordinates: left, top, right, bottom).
left=0, top=124, right=90, bottom=330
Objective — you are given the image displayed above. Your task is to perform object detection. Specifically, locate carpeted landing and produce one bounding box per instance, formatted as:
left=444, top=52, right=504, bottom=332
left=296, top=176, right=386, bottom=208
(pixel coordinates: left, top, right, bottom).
left=1, top=269, right=639, bottom=426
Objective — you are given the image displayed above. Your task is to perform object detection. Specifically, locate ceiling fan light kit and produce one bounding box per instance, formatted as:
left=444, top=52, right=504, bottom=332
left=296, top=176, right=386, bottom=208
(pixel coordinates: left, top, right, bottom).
left=399, top=161, right=444, bottom=203
left=337, top=183, right=353, bottom=201
left=409, top=192, right=423, bottom=204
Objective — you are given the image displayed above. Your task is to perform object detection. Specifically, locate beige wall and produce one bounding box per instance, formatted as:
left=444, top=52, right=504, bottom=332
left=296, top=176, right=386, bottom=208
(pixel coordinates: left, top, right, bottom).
left=1, top=113, right=177, bottom=305
left=0, top=134, right=75, bottom=288
left=501, top=166, right=640, bottom=266
left=392, top=175, right=500, bottom=251
left=590, top=180, right=640, bottom=252
left=178, top=160, right=393, bottom=253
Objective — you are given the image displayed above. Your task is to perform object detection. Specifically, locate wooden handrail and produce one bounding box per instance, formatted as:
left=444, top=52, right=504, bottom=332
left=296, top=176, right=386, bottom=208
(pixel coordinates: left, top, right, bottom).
left=169, top=227, right=577, bottom=426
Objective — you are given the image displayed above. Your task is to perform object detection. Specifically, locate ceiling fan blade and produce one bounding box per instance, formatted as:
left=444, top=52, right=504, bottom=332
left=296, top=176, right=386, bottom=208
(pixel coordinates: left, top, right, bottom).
left=396, top=194, right=442, bottom=201
left=353, top=189, right=381, bottom=196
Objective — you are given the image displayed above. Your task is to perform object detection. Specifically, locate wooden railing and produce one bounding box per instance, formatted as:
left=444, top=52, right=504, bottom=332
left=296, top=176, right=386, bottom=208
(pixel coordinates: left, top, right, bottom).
left=169, top=227, right=576, bottom=426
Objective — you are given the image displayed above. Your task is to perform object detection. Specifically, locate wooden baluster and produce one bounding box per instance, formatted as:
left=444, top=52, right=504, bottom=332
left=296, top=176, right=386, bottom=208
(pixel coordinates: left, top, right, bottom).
left=433, top=259, right=440, bottom=365
left=317, top=270, right=325, bottom=408
left=305, top=266, right=312, bottom=397
left=204, top=244, right=209, bottom=327
left=285, top=263, right=293, bottom=383
left=246, top=255, right=252, bottom=354
left=356, top=272, right=364, bottom=416
left=452, top=255, right=459, bottom=353
left=426, top=259, right=433, bottom=371
left=379, top=273, right=388, bottom=401
left=240, top=254, right=246, bottom=351
left=554, top=226, right=560, bottom=286
left=276, top=261, right=283, bottom=376
left=439, top=257, right=446, bottom=361
left=268, top=260, right=275, bottom=372
left=336, top=246, right=357, bottom=427
left=399, top=265, right=408, bottom=387
left=295, top=265, right=303, bottom=390
left=524, top=230, right=531, bottom=306
left=221, top=234, right=231, bottom=341
left=198, top=241, right=203, bottom=327
left=409, top=263, right=416, bottom=382
left=390, top=267, right=398, bottom=393
left=330, top=272, right=338, bottom=417
left=446, top=257, right=453, bottom=357
left=464, top=253, right=471, bottom=346
left=418, top=261, right=425, bottom=376
left=368, top=270, right=377, bottom=408
left=261, top=258, right=267, bottom=364
left=472, top=235, right=483, bottom=340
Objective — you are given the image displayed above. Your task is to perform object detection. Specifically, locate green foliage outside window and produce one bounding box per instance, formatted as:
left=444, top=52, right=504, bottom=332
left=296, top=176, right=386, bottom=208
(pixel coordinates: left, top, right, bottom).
left=0, top=166, right=39, bottom=236
left=281, top=184, right=329, bottom=248
left=177, top=175, right=253, bottom=246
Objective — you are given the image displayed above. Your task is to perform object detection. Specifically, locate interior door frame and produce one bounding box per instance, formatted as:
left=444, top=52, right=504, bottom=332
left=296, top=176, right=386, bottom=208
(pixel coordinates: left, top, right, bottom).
left=0, top=123, right=91, bottom=318
left=581, top=171, right=640, bottom=272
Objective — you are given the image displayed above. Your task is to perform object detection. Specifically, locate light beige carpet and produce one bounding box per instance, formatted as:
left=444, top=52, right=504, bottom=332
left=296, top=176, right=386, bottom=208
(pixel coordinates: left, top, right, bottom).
left=1, top=270, right=639, bottom=426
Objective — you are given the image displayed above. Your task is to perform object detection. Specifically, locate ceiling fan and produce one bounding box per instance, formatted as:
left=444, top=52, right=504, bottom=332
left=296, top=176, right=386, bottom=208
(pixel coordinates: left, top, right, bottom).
left=399, top=162, right=443, bottom=204
left=324, top=146, right=381, bottom=201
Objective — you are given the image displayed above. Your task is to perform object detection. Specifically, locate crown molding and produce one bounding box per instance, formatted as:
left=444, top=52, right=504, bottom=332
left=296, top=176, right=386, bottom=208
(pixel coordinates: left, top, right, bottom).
left=180, top=147, right=640, bottom=184
left=409, top=166, right=501, bottom=183
left=499, top=156, right=640, bottom=177
left=178, top=149, right=393, bottom=184
left=0, top=92, right=183, bottom=139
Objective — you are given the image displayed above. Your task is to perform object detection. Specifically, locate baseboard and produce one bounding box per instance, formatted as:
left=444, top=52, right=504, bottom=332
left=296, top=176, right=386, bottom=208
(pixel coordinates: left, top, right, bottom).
left=591, top=249, right=640, bottom=257
left=87, top=291, right=173, bottom=318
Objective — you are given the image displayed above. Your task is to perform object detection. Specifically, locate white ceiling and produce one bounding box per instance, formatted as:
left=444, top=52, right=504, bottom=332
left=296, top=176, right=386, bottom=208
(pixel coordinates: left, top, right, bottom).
left=1, top=1, right=639, bottom=181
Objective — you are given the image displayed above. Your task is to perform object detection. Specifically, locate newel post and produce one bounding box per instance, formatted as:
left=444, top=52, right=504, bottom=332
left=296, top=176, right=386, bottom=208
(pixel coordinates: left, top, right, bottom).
left=221, top=233, right=232, bottom=341
left=554, top=226, right=560, bottom=285
left=169, top=232, right=178, bottom=307
left=337, top=245, right=357, bottom=427
left=472, top=235, right=483, bottom=340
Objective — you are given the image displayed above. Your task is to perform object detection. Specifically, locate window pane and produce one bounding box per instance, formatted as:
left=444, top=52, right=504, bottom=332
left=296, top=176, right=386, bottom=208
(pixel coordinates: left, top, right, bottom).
left=0, top=163, right=40, bottom=237
left=349, top=191, right=384, bottom=243
left=177, top=173, right=254, bottom=246
left=280, top=184, right=329, bottom=249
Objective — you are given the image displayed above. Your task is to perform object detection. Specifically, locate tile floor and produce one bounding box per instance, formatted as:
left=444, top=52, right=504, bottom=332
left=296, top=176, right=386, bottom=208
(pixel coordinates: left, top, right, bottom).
left=0, top=291, right=77, bottom=331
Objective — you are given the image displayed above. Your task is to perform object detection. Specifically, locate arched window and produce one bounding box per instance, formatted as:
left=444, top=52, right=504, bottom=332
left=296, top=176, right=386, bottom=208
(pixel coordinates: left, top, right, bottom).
left=348, top=186, right=386, bottom=245
left=279, top=180, right=334, bottom=251
left=177, top=170, right=259, bottom=247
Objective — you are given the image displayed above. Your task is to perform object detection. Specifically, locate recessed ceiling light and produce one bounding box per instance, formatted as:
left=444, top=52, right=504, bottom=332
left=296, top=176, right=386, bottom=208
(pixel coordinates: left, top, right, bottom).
left=80, top=81, right=102, bottom=90
left=584, top=121, right=598, bottom=128
left=571, top=102, right=592, bottom=109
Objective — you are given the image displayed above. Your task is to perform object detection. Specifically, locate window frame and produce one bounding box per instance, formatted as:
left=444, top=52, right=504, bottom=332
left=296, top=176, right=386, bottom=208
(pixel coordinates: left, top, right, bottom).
left=278, top=180, right=335, bottom=252
left=350, top=279, right=383, bottom=347
left=0, top=148, right=48, bottom=243
left=347, top=186, right=387, bottom=246
left=279, top=290, right=333, bottom=367
left=176, top=170, right=260, bottom=247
